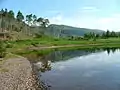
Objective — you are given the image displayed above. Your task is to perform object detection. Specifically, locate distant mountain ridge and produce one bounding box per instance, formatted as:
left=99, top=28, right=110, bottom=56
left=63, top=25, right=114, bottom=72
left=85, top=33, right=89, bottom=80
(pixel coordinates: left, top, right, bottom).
left=46, top=24, right=104, bottom=37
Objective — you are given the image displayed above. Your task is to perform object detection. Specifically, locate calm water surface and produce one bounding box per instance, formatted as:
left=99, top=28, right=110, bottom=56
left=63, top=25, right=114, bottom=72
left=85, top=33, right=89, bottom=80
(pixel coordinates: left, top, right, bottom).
left=34, top=49, right=120, bottom=90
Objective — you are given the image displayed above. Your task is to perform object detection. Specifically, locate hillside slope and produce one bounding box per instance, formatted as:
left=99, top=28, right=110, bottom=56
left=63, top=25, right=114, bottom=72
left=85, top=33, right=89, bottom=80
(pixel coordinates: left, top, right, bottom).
left=46, top=24, right=104, bottom=37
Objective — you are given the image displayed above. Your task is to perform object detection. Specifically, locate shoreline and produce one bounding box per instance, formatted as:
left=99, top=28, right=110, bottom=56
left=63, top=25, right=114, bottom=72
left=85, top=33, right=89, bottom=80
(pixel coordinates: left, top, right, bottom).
left=31, top=62, right=49, bottom=90
left=27, top=43, right=120, bottom=51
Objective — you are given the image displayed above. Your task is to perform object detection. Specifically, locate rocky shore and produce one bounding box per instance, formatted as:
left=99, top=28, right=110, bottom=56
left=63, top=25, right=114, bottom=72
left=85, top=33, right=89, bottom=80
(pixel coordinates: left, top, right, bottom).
left=0, top=56, right=41, bottom=90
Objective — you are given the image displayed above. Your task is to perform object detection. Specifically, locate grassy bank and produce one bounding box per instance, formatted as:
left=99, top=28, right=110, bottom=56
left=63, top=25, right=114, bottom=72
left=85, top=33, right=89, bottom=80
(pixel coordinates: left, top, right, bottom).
left=8, top=37, right=120, bottom=48
left=4, top=37, right=119, bottom=56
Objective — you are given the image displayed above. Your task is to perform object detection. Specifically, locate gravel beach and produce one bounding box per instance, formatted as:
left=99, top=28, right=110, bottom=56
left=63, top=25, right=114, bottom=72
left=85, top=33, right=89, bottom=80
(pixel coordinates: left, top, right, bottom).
left=0, top=57, right=41, bottom=90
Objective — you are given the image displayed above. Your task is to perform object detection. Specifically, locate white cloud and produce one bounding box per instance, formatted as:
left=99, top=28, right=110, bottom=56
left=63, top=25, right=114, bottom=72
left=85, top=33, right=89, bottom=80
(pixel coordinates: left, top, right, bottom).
left=82, top=6, right=99, bottom=12
left=49, top=14, right=63, bottom=24
left=98, top=14, right=120, bottom=31
left=49, top=10, right=120, bottom=31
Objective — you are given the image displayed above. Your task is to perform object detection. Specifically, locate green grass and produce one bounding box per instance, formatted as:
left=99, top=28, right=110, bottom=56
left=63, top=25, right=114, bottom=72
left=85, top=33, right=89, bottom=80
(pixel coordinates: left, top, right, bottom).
left=16, top=49, right=55, bottom=56
left=5, top=37, right=120, bottom=54
left=16, top=45, right=120, bottom=58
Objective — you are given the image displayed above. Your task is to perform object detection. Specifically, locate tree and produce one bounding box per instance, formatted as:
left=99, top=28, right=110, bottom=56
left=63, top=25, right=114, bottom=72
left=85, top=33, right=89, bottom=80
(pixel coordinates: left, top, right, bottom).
left=16, top=11, right=24, bottom=33
left=96, top=34, right=100, bottom=38
left=84, top=32, right=96, bottom=39
left=26, top=14, right=33, bottom=35
left=0, top=9, right=4, bottom=32
left=118, top=32, right=120, bottom=38
left=102, top=32, right=106, bottom=38
left=26, top=14, right=33, bottom=26
left=16, top=11, right=24, bottom=22
left=3, top=8, right=8, bottom=17
left=33, top=15, right=37, bottom=26
left=37, top=17, right=44, bottom=26
left=37, top=17, right=49, bottom=27
left=8, top=10, right=14, bottom=19
left=0, top=9, right=8, bottom=32
left=106, top=30, right=110, bottom=38
left=43, top=19, right=49, bottom=27
left=37, top=17, right=49, bottom=35
left=8, top=10, right=14, bottom=32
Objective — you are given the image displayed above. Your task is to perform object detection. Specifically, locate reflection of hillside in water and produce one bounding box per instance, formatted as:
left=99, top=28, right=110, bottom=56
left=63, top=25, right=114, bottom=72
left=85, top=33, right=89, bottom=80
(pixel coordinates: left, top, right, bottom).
left=34, top=48, right=120, bottom=72
left=35, top=49, right=102, bottom=73
left=26, top=48, right=119, bottom=63
left=28, top=48, right=118, bottom=64
left=41, top=50, right=99, bottom=62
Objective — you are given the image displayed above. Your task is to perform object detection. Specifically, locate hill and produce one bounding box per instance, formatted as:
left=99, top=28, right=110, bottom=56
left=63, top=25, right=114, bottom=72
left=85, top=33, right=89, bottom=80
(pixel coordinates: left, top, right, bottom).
left=46, top=24, right=104, bottom=37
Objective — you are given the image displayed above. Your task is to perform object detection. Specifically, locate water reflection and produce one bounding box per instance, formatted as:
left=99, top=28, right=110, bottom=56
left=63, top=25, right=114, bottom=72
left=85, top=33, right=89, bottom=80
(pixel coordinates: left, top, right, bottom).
left=38, top=58, right=51, bottom=73
left=34, top=48, right=120, bottom=73
left=25, top=47, right=120, bottom=90
left=104, top=48, right=118, bottom=54
left=36, top=48, right=120, bottom=90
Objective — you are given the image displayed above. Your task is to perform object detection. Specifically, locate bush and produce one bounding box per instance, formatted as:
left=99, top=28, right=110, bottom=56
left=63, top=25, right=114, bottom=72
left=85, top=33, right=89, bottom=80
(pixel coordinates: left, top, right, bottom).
left=54, top=38, right=59, bottom=41
left=6, top=43, right=13, bottom=48
left=31, top=42, right=39, bottom=47
left=35, top=33, right=42, bottom=38
left=0, top=41, right=6, bottom=58
left=15, top=40, right=23, bottom=42
left=53, top=44, right=57, bottom=46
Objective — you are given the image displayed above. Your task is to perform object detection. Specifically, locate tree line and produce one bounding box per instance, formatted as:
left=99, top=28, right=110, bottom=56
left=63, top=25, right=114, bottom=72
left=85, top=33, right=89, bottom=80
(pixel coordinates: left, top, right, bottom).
left=84, top=30, right=120, bottom=39
left=0, top=8, right=49, bottom=35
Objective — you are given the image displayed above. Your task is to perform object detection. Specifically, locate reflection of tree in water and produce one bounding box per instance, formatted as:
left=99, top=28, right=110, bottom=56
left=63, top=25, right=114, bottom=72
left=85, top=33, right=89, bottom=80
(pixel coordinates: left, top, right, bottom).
left=103, top=48, right=118, bottom=55
left=40, top=60, right=51, bottom=73
left=106, top=48, right=110, bottom=55
left=111, top=48, right=117, bottom=53
left=38, top=56, right=52, bottom=73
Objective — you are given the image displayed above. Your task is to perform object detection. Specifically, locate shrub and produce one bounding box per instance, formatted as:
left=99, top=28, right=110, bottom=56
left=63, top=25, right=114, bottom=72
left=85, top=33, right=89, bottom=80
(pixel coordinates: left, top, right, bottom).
left=53, top=44, right=57, bottom=46
left=54, top=38, right=59, bottom=41
left=15, top=40, right=23, bottom=42
left=6, top=43, right=13, bottom=48
left=31, top=42, right=39, bottom=47
left=35, top=33, right=42, bottom=38
left=0, top=41, right=6, bottom=58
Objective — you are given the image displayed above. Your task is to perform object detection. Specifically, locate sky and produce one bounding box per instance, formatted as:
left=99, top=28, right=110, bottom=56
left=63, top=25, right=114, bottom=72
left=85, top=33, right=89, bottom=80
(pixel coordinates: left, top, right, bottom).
left=0, top=0, right=120, bottom=31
